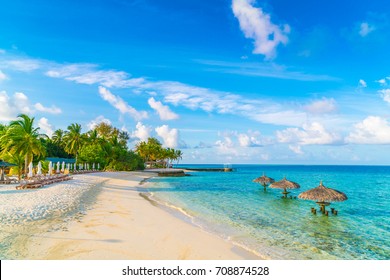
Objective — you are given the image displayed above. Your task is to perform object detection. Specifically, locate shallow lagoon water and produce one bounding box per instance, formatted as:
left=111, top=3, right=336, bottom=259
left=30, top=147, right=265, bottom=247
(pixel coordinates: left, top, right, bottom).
left=148, top=165, right=390, bottom=259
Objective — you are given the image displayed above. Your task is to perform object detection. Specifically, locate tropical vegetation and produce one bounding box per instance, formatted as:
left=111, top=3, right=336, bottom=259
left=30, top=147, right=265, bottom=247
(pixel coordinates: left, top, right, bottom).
left=0, top=114, right=184, bottom=178
left=135, top=137, right=182, bottom=168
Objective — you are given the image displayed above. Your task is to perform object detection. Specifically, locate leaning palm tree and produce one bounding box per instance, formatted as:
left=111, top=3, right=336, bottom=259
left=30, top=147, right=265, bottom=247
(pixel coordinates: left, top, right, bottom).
left=0, top=114, right=46, bottom=176
left=63, top=123, right=84, bottom=161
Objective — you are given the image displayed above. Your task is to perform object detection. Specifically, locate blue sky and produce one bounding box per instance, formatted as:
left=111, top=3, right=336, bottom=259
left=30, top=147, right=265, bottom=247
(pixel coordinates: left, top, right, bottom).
left=1, top=0, right=390, bottom=164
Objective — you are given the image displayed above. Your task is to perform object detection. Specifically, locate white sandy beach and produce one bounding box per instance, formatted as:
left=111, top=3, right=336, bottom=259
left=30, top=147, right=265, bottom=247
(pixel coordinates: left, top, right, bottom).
left=0, top=172, right=260, bottom=260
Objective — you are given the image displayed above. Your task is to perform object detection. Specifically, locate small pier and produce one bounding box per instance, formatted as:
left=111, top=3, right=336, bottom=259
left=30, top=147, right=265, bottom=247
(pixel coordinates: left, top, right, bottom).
left=183, top=168, right=234, bottom=172
left=143, top=168, right=186, bottom=177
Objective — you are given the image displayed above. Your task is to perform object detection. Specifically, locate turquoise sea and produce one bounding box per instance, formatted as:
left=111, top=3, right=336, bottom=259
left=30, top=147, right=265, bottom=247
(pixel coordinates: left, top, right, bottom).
left=146, top=164, right=390, bottom=260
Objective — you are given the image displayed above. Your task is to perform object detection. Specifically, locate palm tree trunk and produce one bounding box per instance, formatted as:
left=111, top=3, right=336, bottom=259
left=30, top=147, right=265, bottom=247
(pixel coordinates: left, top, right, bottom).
left=24, top=155, right=28, bottom=177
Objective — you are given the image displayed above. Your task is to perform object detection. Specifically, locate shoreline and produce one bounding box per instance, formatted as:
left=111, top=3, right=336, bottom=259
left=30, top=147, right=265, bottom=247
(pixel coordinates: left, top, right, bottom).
left=19, top=171, right=261, bottom=260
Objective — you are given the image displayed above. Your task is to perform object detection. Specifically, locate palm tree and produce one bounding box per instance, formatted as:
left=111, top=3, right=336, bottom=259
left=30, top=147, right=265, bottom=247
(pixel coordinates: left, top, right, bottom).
left=63, top=123, right=83, bottom=161
left=52, top=129, right=65, bottom=147
left=0, top=114, right=46, bottom=176
left=174, top=149, right=183, bottom=166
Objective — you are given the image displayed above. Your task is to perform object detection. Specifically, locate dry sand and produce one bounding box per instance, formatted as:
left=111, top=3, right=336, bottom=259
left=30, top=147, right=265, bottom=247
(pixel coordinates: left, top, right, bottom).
left=24, top=172, right=260, bottom=260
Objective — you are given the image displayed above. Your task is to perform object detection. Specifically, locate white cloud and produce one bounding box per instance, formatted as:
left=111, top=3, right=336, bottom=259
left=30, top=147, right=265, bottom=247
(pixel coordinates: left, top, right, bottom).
left=39, top=56, right=310, bottom=126
left=0, top=91, right=64, bottom=122
left=277, top=122, right=341, bottom=145
left=304, top=98, right=337, bottom=115
left=0, top=70, right=7, bottom=81
left=34, top=103, right=62, bottom=114
left=131, top=122, right=152, bottom=142
left=288, top=145, right=303, bottom=154
left=215, top=135, right=239, bottom=156
left=379, top=89, right=390, bottom=104
left=196, top=59, right=338, bottom=81
left=359, top=79, right=367, bottom=88
left=237, top=131, right=264, bottom=147
left=0, top=91, right=33, bottom=121
left=5, top=59, right=41, bottom=72
left=87, top=115, right=112, bottom=130
left=346, top=116, right=390, bottom=144
left=147, top=97, right=179, bottom=120
left=45, top=63, right=96, bottom=78
left=359, top=22, right=375, bottom=37
left=155, top=125, right=180, bottom=148
left=232, top=0, right=290, bottom=59
left=377, top=78, right=387, bottom=86
left=38, top=117, right=54, bottom=137
left=98, top=86, right=148, bottom=120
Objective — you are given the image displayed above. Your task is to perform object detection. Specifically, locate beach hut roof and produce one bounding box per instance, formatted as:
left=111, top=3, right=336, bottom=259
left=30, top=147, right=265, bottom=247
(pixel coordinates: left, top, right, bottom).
left=253, top=174, right=275, bottom=185
left=0, top=160, right=17, bottom=167
left=298, top=181, right=347, bottom=202
left=269, top=177, right=300, bottom=190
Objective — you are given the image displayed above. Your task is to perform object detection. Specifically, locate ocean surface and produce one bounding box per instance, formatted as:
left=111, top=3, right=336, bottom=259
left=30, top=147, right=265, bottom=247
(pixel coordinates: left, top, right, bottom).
left=146, top=164, right=390, bottom=260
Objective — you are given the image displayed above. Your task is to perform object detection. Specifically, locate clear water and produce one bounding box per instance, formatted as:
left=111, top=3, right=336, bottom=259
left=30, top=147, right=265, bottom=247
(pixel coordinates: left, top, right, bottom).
left=147, top=164, right=390, bottom=260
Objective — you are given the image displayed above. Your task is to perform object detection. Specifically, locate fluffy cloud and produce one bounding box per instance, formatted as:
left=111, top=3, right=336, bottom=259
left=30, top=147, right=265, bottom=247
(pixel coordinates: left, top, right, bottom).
left=38, top=117, right=54, bottom=137
left=87, top=115, right=112, bottom=130
left=131, top=122, right=152, bottom=142
left=147, top=97, right=179, bottom=120
left=378, top=89, right=390, bottom=104
left=0, top=91, right=63, bottom=122
left=98, top=86, right=148, bottom=120
left=359, top=79, right=367, bottom=88
left=155, top=125, right=181, bottom=148
left=0, top=91, right=32, bottom=121
left=0, top=70, right=7, bottom=81
left=346, top=116, right=390, bottom=144
left=237, top=131, right=264, bottom=147
left=304, top=98, right=337, bottom=115
left=232, top=0, right=290, bottom=59
left=277, top=122, right=341, bottom=145
left=359, top=22, right=375, bottom=37
left=34, top=103, right=62, bottom=114
left=288, top=145, right=303, bottom=154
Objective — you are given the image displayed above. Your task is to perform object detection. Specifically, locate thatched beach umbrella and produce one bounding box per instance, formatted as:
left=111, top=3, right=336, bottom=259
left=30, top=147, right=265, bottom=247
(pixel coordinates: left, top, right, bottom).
left=253, top=173, right=275, bottom=190
left=269, top=177, right=300, bottom=198
left=298, top=181, right=347, bottom=214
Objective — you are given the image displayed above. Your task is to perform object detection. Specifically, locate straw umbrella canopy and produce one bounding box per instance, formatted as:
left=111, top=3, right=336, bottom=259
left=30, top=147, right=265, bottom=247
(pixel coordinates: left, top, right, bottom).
left=269, top=177, right=300, bottom=198
left=253, top=173, right=275, bottom=190
left=298, top=181, right=347, bottom=213
left=0, top=161, right=17, bottom=181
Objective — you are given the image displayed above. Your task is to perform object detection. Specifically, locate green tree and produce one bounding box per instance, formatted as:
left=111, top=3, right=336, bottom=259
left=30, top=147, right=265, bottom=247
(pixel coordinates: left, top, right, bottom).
left=52, top=129, right=65, bottom=147
left=0, top=114, right=46, bottom=175
left=63, top=123, right=84, bottom=161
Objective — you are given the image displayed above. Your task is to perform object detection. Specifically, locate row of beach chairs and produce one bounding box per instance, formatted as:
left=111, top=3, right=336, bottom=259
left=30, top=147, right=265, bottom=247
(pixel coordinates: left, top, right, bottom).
left=16, top=174, right=73, bottom=190
left=0, top=176, right=19, bottom=184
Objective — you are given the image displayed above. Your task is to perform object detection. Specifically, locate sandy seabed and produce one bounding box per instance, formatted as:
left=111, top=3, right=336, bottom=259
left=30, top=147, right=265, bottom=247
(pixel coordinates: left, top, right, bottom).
left=0, top=172, right=260, bottom=260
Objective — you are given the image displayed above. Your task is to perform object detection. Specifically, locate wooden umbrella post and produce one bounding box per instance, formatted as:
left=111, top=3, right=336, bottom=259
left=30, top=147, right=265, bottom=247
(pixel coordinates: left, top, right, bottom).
left=316, top=201, right=330, bottom=214
left=282, top=188, right=290, bottom=198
